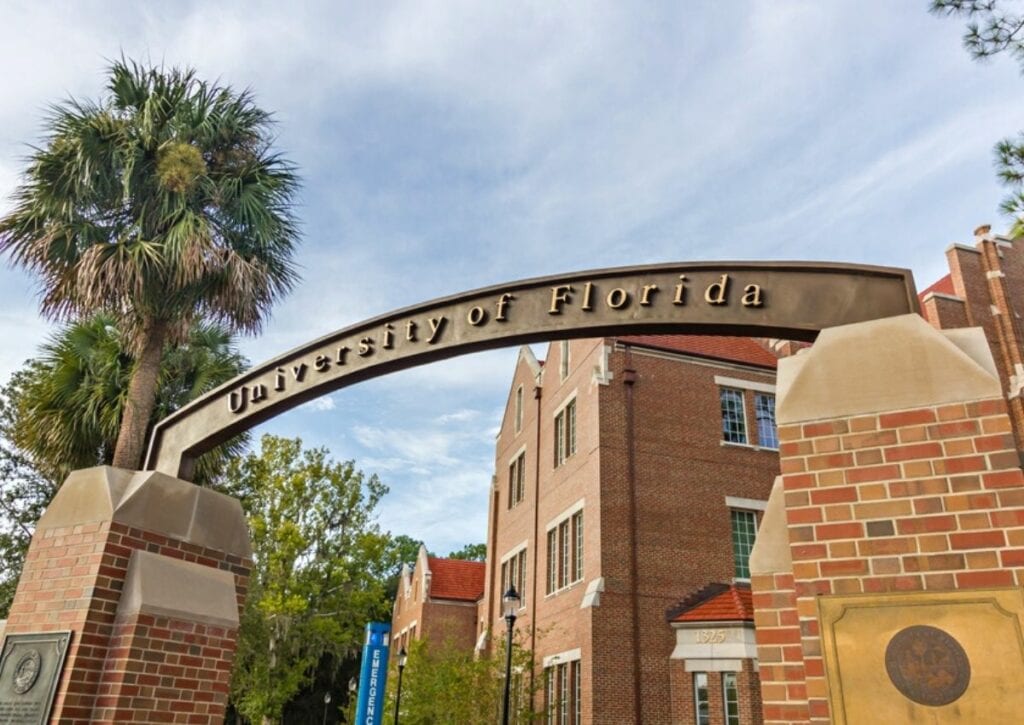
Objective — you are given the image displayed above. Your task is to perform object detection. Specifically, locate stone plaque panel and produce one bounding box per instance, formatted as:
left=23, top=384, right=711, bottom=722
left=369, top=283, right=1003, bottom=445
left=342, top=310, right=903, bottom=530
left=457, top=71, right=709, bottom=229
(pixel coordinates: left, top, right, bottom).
left=0, top=632, right=71, bottom=725
left=819, top=589, right=1024, bottom=724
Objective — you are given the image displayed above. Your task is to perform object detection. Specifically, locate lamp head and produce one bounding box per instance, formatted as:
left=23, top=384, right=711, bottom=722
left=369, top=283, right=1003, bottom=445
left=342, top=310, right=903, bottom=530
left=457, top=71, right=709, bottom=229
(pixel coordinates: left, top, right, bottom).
left=398, top=647, right=408, bottom=668
left=502, top=585, right=521, bottom=622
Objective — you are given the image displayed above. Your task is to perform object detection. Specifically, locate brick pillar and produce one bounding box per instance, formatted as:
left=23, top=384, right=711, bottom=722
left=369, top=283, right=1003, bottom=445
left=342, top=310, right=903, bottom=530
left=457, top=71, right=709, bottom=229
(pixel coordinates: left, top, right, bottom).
left=750, top=314, right=1024, bottom=724
left=3, top=467, right=251, bottom=723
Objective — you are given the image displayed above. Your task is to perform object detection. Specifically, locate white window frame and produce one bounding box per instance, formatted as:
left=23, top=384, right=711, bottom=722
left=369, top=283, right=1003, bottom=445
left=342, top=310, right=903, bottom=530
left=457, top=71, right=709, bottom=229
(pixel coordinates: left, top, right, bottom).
left=500, top=542, right=529, bottom=610
left=719, top=387, right=748, bottom=446
left=553, top=393, right=578, bottom=468
left=754, top=391, right=778, bottom=450
left=508, top=445, right=527, bottom=509
left=543, top=649, right=582, bottom=725
left=546, top=500, right=585, bottom=596
left=514, top=384, right=524, bottom=433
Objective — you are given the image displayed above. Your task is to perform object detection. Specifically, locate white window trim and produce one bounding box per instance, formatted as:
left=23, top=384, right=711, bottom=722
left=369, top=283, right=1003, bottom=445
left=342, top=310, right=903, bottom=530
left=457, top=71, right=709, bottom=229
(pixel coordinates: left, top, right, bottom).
left=543, top=648, right=582, bottom=669
left=719, top=387, right=749, bottom=445
left=725, top=496, right=767, bottom=512
left=553, top=393, right=579, bottom=468
left=508, top=445, right=528, bottom=507
left=499, top=544, right=529, bottom=610
left=500, top=540, right=529, bottom=563
left=514, top=384, right=524, bottom=434
left=507, top=444, right=528, bottom=468
left=560, top=340, right=570, bottom=382
left=753, top=391, right=780, bottom=451
left=398, top=620, right=418, bottom=638
left=546, top=498, right=586, bottom=532
left=553, top=390, right=579, bottom=416
left=714, top=375, right=775, bottom=394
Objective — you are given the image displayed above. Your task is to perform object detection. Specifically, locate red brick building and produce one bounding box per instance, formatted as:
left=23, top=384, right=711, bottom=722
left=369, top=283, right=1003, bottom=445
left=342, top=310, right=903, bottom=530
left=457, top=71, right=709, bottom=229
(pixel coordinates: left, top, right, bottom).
left=919, top=224, right=1024, bottom=445
left=478, top=335, right=783, bottom=724
left=390, top=544, right=484, bottom=656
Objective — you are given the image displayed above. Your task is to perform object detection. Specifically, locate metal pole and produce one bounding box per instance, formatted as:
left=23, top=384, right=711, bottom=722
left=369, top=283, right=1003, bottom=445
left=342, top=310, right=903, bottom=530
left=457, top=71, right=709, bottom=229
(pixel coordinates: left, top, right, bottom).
left=394, top=663, right=404, bottom=725
left=501, top=616, right=515, bottom=725
left=322, top=692, right=332, bottom=725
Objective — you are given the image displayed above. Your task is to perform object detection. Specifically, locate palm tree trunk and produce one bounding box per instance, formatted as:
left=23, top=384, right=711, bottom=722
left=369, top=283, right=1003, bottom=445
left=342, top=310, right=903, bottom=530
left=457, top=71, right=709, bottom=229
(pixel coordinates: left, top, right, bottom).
left=112, top=320, right=168, bottom=470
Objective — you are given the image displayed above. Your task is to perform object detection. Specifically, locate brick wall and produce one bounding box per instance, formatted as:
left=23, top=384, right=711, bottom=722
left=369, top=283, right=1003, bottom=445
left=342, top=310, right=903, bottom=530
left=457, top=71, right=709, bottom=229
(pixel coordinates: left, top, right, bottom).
left=480, top=339, right=778, bottom=724
left=748, top=308, right=1024, bottom=723
left=93, top=613, right=236, bottom=722
left=3, top=470, right=251, bottom=723
left=593, top=342, right=776, bottom=724
left=764, top=397, right=1024, bottom=722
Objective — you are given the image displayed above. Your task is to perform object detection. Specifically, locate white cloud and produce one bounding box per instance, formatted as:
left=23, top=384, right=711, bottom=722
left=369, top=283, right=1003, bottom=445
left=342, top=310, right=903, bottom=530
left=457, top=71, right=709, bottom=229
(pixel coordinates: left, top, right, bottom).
left=437, top=409, right=480, bottom=424
left=302, top=395, right=337, bottom=412
left=0, top=0, right=1022, bottom=556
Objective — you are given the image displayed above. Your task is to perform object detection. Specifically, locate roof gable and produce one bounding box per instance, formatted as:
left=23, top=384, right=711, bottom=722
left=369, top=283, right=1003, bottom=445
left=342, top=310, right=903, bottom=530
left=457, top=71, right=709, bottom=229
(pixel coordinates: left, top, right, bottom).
left=919, top=273, right=956, bottom=299
left=427, top=556, right=485, bottom=602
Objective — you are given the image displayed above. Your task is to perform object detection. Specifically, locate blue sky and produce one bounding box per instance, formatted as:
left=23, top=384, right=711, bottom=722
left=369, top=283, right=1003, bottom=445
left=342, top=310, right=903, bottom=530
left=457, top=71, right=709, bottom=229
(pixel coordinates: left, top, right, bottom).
left=1, top=1, right=1022, bottom=554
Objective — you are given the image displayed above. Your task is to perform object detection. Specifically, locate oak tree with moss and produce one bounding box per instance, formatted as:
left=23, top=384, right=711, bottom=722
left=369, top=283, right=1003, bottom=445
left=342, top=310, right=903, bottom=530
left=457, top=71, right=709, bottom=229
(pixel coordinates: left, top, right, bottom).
left=0, top=59, right=299, bottom=470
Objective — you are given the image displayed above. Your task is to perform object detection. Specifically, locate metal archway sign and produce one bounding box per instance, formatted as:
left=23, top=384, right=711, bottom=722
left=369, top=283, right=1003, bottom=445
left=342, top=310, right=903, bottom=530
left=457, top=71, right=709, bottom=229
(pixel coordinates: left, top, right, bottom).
left=145, top=261, right=918, bottom=479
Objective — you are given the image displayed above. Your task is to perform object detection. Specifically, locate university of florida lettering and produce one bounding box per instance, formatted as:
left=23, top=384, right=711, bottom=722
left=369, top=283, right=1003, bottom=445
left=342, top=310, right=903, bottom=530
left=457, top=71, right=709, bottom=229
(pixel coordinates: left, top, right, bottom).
left=226, top=272, right=765, bottom=414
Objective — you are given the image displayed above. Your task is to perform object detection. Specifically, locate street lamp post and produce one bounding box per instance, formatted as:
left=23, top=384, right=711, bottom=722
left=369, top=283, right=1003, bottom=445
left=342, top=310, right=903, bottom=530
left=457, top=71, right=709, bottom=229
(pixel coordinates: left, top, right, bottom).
left=322, top=692, right=332, bottom=725
left=500, top=586, right=521, bottom=725
left=393, top=647, right=407, bottom=725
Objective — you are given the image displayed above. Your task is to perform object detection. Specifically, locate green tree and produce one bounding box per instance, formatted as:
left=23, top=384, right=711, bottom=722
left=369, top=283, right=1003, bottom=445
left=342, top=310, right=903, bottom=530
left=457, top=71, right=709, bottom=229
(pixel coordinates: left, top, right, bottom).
left=0, top=59, right=300, bottom=470
left=0, top=370, right=59, bottom=614
left=383, top=637, right=539, bottom=724
left=446, top=542, right=487, bottom=561
left=10, top=313, right=247, bottom=485
left=932, top=1, right=1024, bottom=230
left=222, top=435, right=395, bottom=724
left=0, top=316, right=247, bottom=616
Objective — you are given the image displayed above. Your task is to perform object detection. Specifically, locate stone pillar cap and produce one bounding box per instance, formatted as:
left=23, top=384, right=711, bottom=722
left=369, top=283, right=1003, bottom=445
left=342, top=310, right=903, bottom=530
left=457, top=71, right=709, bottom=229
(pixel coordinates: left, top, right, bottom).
left=38, top=467, right=251, bottom=559
left=777, top=314, right=1000, bottom=425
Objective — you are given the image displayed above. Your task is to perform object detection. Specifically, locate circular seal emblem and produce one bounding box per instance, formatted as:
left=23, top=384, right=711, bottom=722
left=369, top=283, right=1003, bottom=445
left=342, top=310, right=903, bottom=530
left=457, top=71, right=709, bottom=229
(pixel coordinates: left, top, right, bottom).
left=885, top=625, right=970, bottom=706
left=11, top=649, right=42, bottom=695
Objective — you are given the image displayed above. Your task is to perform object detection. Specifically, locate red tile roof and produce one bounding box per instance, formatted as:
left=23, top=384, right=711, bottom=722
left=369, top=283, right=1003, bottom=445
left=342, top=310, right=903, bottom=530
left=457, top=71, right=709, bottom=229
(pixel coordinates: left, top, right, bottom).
left=619, top=335, right=779, bottom=369
left=919, top=274, right=956, bottom=299
left=427, top=557, right=485, bottom=602
left=670, top=584, right=754, bottom=623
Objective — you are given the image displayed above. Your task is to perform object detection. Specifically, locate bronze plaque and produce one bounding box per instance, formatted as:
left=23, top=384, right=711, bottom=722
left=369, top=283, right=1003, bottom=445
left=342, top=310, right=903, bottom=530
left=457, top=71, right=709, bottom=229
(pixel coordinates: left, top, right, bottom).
left=885, top=625, right=971, bottom=706
left=819, top=589, right=1024, bottom=724
left=0, top=632, right=71, bottom=724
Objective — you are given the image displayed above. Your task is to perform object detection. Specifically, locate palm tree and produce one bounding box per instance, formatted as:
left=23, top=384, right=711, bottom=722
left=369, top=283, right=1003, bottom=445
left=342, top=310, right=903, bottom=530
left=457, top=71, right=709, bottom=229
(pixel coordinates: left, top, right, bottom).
left=10, top=313, right=249, bottom=485
left=0, top=59, right=299, bottom=470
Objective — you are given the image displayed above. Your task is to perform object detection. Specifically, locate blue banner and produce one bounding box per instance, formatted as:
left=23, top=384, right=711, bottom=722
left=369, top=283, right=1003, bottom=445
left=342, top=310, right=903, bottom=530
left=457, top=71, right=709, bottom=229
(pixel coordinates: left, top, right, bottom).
left=354, top=622, right=391, bottom=725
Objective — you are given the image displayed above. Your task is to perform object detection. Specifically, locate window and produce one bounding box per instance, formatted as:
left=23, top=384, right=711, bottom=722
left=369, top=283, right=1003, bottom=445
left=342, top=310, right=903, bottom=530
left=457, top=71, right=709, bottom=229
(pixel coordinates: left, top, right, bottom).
left=547, top=509, right=584, bottom=594
left=508, top=451, right=526, bottom=508
left=755, top=393, right=777, bottom=449
left=501, top=548, right=528, bottom=608
left=694, top=672, right=710, bottom=725
left=514, top=385, right=524, bottom=433
left=720, top=388, right=747, bottom=444
left=545, top=659, right=581, bottom=724
left=560, top=340, right=570, bottom=381
left=572, top=660, right=581, bottom=725
left=731, top=509, right=758, bottom=580
left=723, top=672, right=740, bottom=725
left=554, top=398, right=577, bottom=467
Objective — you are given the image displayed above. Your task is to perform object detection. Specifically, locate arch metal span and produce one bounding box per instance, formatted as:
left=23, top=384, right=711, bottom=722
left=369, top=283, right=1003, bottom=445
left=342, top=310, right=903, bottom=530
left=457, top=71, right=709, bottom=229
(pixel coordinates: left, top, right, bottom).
left=145, top=261, right=918, bottom=479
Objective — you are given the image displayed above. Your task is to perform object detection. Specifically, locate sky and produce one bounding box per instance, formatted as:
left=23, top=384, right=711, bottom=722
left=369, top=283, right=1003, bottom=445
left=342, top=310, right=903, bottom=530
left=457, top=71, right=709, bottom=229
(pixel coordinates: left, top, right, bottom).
left=1, top=1, right=1022, bottom=555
